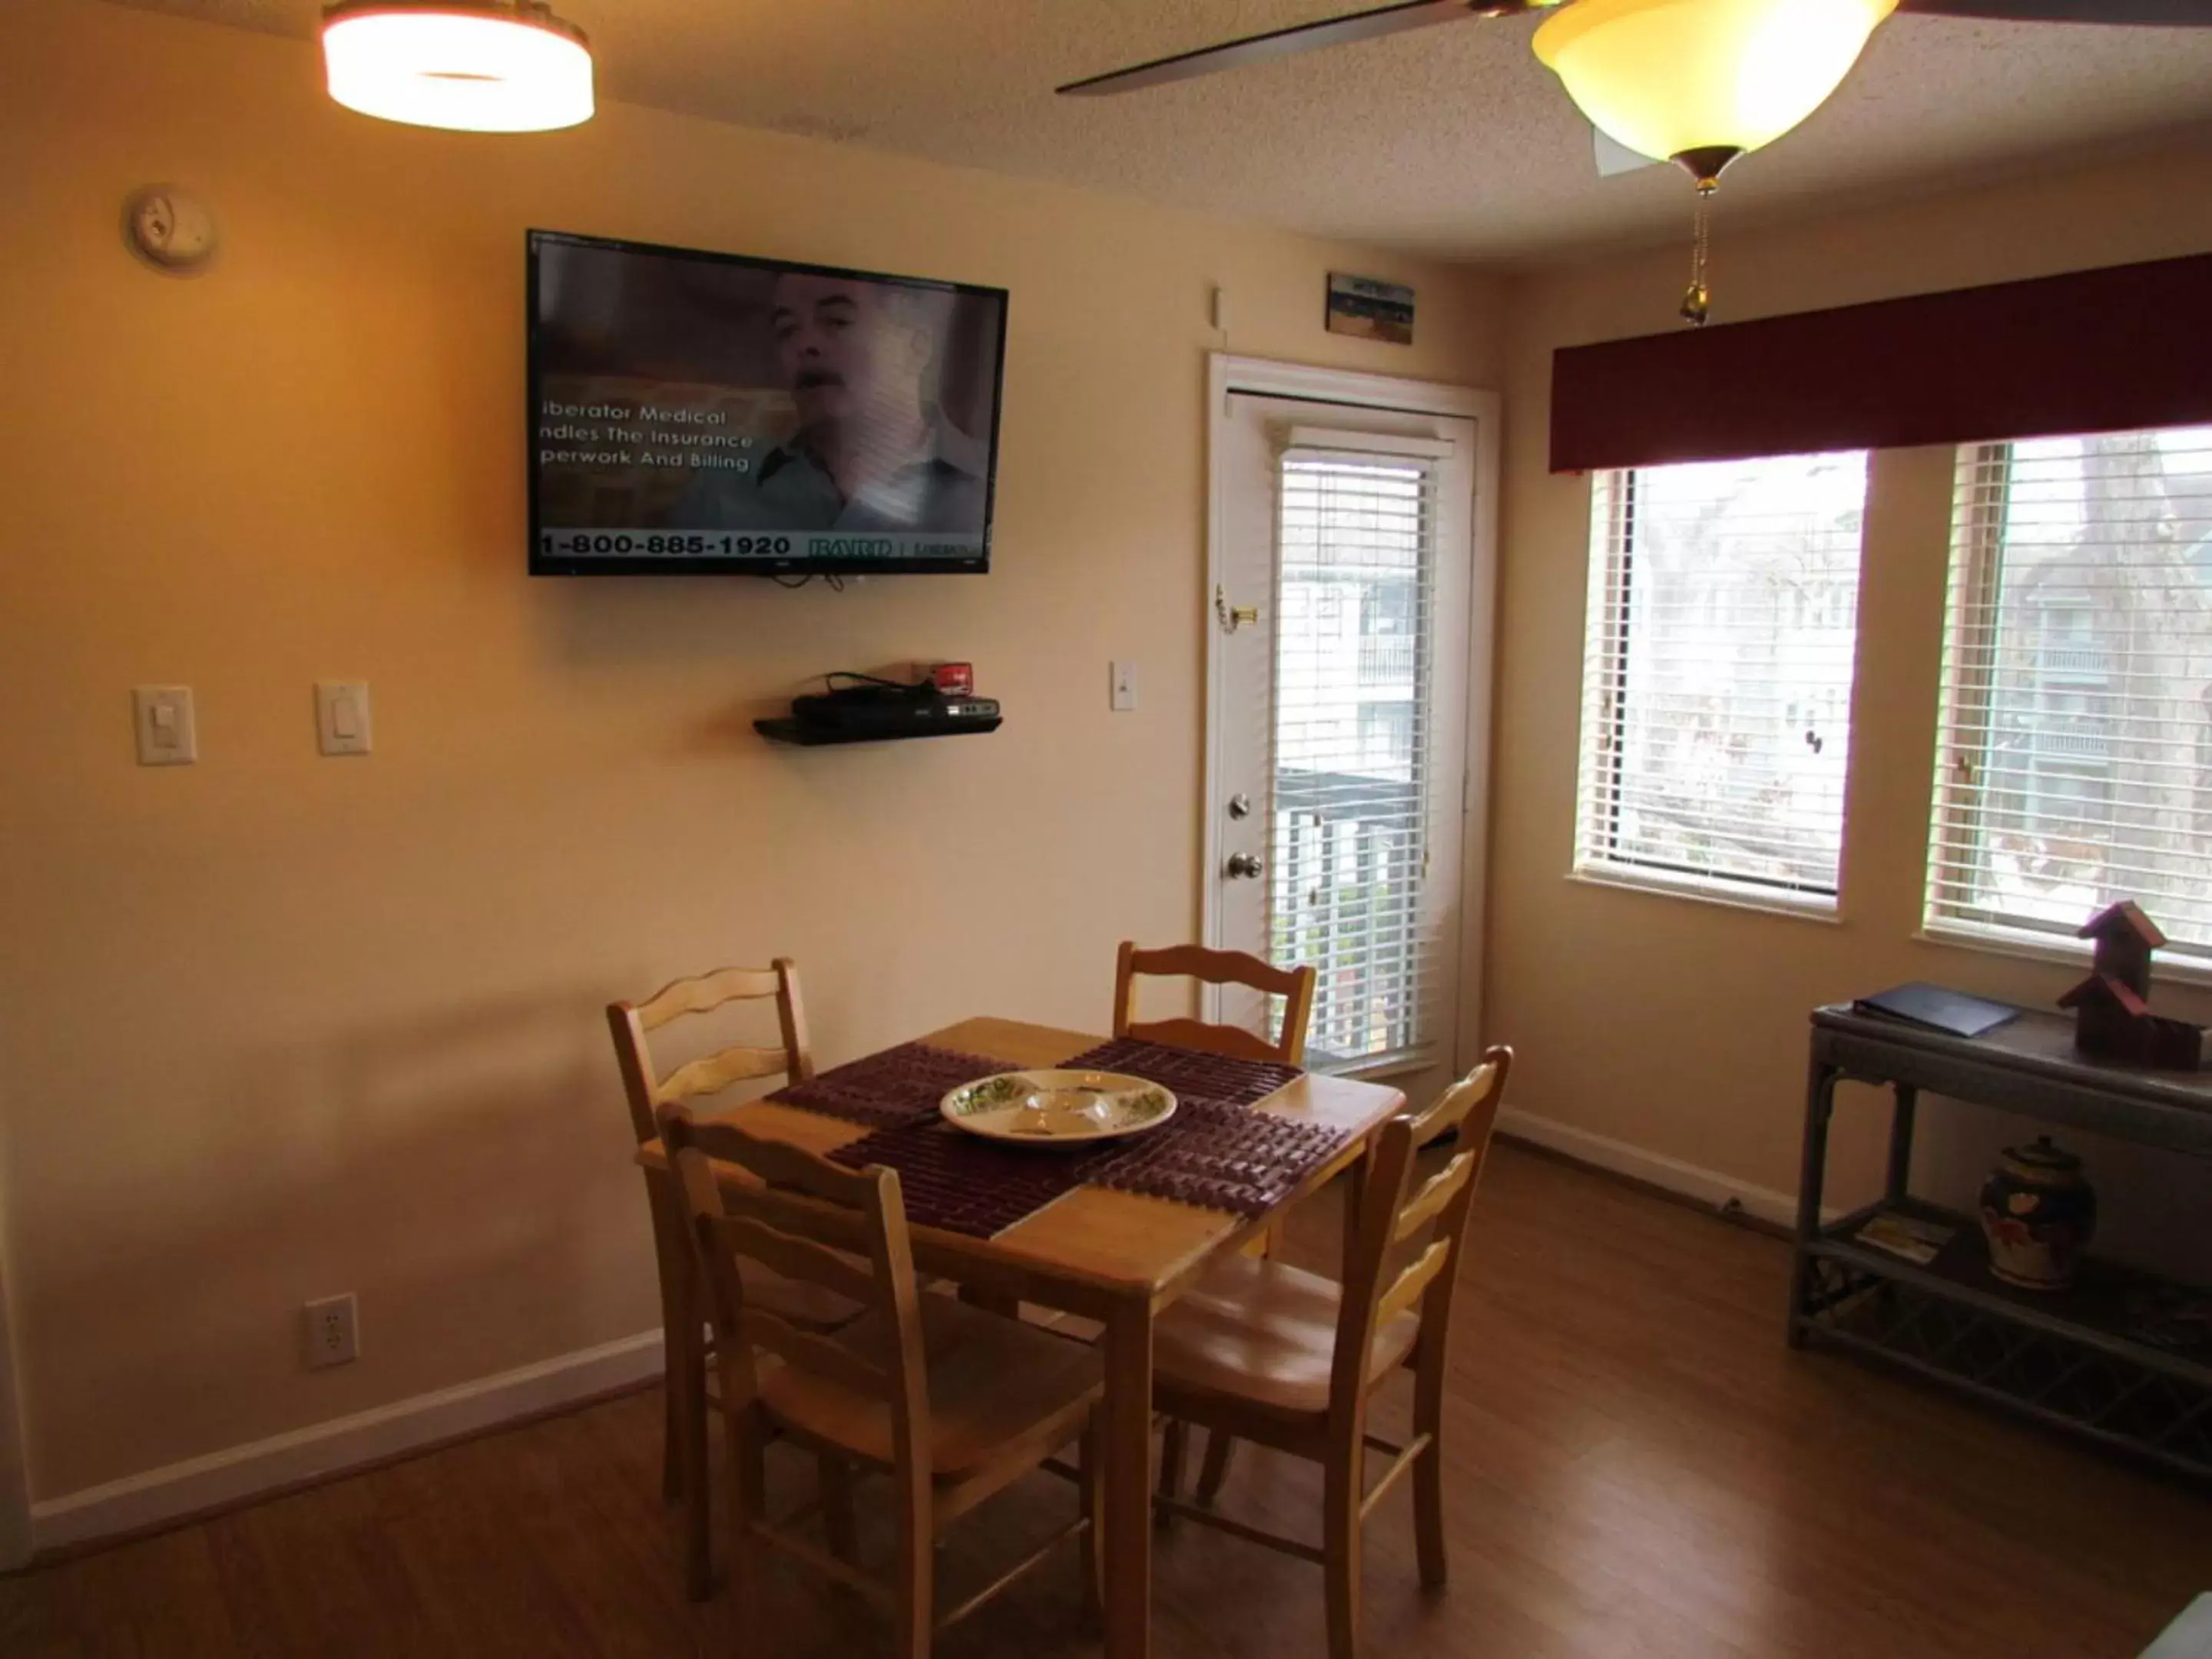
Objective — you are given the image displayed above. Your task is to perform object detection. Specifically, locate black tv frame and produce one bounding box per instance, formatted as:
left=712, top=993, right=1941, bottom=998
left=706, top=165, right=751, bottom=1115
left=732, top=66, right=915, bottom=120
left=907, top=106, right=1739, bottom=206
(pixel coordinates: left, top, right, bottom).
left=526, top=229, right=1008, bottom=578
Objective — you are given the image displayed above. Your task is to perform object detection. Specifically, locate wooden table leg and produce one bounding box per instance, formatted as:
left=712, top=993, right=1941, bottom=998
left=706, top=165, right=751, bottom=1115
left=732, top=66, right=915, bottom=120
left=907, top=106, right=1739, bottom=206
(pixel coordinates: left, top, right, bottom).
left=1101, top=1296, right=1154, bottom=1659
left=1339, top=1144, right=1369, bottom=1274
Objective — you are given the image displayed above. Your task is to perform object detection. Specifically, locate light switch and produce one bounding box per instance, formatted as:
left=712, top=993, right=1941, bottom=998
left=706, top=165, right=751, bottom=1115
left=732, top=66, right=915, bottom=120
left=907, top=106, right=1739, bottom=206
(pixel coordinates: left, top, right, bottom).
left=316, top=681, right=372, bottom=757
left=133, top=686, right=197, bottom=766
left=1110, top=660, right=1138, bottom=713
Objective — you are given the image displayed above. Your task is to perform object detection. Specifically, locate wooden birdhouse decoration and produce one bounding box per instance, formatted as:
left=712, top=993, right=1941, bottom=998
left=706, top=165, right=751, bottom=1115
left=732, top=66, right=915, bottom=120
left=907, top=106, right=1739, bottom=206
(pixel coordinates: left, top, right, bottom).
left=2058, top=902, right=2204, bottom=1070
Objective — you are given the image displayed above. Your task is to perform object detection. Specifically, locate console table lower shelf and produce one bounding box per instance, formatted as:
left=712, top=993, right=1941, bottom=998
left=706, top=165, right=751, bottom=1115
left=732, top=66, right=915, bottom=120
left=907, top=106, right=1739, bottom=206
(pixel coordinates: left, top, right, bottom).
left=1794, top=1003, right=2212, bottom=1482
left=1800, top=1198, right=2212, bottom=1479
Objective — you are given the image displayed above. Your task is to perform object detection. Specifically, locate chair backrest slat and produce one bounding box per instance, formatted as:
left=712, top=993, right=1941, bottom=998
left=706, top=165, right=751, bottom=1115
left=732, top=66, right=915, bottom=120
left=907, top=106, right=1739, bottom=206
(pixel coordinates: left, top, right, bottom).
left=1392, top=1149, right=1477, bottom=1246
left=637, top=965, right=785, bottom=1030
left=1329, top=1045, right=1514, bottom=1423
left=734, top=1306, right=889, bottom=1397
left=1113, top=940, right=1318, bottom=1067
left=658, top=1045, right=795, bottom=1102
left=715, top=1213, right=879, bottom=1306
left=606, top=959, right=814, bottom=1144
left=1373, top=1237, right=1452, bottom=1331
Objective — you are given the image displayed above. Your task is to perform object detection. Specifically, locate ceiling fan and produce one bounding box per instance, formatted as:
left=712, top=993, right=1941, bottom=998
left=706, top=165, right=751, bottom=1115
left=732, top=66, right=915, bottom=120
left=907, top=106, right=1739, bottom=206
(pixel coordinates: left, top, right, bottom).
left=1058, top=0, right=2212, bottom=324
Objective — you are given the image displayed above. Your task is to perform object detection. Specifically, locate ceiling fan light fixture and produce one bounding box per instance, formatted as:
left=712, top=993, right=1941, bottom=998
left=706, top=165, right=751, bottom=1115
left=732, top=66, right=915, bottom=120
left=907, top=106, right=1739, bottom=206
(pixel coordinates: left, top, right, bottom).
left=1532, top=0, right=1897, bottom=165
left=321, top=1, right=594, bottom=133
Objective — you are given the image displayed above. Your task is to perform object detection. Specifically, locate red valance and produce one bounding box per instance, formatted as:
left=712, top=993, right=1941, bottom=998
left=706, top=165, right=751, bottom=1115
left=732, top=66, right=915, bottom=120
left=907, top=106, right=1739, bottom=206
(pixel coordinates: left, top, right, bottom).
left=1548, top=252, right=2212, bottom=474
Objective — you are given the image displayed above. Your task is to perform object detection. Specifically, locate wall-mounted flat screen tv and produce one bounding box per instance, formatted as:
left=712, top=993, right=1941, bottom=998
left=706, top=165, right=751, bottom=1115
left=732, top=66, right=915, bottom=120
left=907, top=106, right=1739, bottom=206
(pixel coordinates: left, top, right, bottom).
left=528, top=230, right=1008, bottom=576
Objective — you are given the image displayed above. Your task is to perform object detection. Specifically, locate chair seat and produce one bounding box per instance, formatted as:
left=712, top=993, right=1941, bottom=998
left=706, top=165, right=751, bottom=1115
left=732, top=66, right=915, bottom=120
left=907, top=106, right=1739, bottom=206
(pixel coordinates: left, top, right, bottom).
left=1153, top=1255, right=1419, bottom=1419
left=760, top=1294, right=1102, bottom=1477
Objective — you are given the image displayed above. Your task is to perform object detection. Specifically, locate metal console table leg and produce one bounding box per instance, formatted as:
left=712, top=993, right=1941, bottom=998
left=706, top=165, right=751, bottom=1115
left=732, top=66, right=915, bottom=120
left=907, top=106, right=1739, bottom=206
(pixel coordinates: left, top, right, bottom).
left=1788, top=1055, right=1840, bottom=1350
left=1884, top=1083, right=1918, bottom=1204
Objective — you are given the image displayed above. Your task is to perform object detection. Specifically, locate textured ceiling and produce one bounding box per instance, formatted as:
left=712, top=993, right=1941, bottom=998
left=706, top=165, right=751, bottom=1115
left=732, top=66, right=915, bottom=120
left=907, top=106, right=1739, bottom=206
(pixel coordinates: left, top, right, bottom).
left=104, top=0, right=2212, bottom=263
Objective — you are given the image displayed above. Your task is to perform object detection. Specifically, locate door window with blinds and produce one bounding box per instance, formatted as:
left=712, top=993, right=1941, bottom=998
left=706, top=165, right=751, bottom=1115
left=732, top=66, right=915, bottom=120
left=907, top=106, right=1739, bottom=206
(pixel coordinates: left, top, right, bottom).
left=1270, top=435, right=1447, bottom=1066
left=1574, top=452, right=1869, bottom=908
left=1928, top=425, right=2212, bottom=963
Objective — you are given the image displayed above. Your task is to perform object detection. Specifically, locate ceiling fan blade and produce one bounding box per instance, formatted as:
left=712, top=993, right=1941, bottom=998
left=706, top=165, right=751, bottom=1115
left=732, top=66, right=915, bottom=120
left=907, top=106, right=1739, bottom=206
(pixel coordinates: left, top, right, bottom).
left=1056, top=0, right=1529, bottom=98
left=1898, top=0, right=2212, bottom=22
left=1593, top=127, right=1661, bottom=177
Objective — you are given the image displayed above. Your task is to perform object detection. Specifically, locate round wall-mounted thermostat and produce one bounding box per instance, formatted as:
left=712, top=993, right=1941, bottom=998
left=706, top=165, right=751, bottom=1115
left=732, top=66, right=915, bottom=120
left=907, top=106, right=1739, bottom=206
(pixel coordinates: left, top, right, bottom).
left=124, top=186, right=218, bottom=273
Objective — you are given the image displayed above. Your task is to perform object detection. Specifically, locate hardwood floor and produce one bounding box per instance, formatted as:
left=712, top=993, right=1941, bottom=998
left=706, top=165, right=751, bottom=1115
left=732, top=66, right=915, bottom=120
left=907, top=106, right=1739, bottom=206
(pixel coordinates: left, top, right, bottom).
left=4, top=1143, right=2204, bottom=1658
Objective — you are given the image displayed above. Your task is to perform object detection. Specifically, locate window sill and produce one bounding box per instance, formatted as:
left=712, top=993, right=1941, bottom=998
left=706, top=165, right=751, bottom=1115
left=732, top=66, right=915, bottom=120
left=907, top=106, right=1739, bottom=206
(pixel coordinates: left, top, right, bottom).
left=1917, top=919, right=2212, bottom=990
left=1568, top=863, right=1841, bottom=925
left=1318, top=1048, right=1439, bottom=1085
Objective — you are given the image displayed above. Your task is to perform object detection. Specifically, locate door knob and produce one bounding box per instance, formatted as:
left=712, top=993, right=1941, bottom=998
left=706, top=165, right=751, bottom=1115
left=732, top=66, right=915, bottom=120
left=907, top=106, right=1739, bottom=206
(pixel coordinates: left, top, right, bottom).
left=1225, top=853, right=1263, bottom=879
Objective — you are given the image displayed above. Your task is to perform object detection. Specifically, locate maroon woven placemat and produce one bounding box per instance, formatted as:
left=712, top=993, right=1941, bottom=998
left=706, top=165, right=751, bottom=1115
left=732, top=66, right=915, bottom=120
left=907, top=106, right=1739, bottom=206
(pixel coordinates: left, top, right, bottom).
left=766, top=1042, right=1006, bottom=1130
left=1056, top=1037, right=1303, bottom=1108
left=1077, top=1100, right=1352, bottom=1218
left=827, top=1118, right=1091, bottom=1237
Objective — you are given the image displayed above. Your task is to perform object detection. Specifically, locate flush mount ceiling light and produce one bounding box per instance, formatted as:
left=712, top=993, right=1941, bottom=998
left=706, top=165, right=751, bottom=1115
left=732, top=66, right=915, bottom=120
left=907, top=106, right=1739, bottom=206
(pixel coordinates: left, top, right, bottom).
left=321, top=1, right=594, bottom=133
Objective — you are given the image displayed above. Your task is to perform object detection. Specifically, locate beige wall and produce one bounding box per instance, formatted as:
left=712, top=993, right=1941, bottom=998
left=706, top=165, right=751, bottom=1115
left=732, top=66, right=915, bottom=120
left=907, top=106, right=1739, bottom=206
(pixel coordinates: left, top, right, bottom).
left=0, top=0, right=1505, bottom=1500
left=9, top=0, right=2212, bottom=1515
left=1489, top=134, right=2212, bottom=1280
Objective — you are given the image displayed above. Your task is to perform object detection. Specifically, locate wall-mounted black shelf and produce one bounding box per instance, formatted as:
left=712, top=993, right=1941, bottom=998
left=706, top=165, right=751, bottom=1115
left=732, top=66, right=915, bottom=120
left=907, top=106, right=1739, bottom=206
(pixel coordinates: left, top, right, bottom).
left=753, top=717, right=1002, bottom=747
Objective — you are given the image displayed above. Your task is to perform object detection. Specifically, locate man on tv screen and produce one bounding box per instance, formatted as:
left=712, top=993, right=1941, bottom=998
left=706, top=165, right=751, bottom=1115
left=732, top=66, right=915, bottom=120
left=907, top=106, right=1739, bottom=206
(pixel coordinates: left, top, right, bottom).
left=674, top=271, right=984, bottom=535
left=529, top=234, right=1004, bottom=570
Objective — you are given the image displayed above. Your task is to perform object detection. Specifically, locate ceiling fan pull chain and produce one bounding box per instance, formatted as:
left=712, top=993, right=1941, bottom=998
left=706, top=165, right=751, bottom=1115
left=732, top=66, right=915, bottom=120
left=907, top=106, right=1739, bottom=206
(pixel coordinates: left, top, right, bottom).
left=1681, top=178, right=1717, bottom=327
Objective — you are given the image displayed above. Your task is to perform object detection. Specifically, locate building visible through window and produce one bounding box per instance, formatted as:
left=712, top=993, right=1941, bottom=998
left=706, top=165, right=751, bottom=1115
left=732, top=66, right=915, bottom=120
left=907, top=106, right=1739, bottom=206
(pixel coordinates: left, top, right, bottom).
left=1929, top=426, right=2212, bottom=959
left=1575, top=452, right=1869, bottom=906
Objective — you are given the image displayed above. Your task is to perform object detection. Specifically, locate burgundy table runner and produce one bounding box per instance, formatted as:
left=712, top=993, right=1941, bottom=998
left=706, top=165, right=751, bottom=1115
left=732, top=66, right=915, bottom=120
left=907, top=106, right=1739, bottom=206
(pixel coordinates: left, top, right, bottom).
left=765, top=1041, right=1005, bottom=1130
left=820, top=1038, right=1352, bottom=1239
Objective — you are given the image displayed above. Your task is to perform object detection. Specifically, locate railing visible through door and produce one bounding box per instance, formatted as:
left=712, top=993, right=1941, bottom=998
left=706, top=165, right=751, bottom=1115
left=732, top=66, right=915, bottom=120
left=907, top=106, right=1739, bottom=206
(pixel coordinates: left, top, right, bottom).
left=1269, top=445, right=1440, bottom=1069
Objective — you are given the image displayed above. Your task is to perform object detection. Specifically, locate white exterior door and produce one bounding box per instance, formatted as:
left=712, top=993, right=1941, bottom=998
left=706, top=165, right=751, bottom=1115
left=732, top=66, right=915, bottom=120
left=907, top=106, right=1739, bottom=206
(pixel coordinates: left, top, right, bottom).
left=1205, top=357, right=1496, bottom=1091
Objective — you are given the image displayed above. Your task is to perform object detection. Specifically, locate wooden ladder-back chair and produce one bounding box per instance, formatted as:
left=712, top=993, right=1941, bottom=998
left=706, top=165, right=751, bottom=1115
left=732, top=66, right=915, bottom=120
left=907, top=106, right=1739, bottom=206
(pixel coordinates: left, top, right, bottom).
left=1149, top=1046, right=1515, bottom=1659
left=607, top=960, right=848, bottom=1592
left=662, top=1105, right=1106, bottom=1657
left=1112, top=940, right=1317, bottom=1066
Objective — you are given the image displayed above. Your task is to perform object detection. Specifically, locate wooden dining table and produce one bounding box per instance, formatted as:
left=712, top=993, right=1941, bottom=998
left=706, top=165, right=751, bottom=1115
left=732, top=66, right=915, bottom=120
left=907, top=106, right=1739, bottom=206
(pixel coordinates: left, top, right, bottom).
left=635, top=1015, right=1409, bottom=1659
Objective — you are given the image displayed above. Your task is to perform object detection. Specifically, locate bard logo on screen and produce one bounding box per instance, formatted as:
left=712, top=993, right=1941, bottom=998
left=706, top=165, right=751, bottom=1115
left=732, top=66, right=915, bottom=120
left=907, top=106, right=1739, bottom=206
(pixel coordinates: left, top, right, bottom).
left=810, top=537, right=897, bottom=559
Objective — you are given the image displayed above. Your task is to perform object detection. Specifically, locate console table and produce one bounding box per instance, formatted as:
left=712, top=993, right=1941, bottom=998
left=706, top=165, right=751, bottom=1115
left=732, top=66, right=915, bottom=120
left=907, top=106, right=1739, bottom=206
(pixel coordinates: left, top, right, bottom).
left=1793, top=1003, right=2212, bottom=1479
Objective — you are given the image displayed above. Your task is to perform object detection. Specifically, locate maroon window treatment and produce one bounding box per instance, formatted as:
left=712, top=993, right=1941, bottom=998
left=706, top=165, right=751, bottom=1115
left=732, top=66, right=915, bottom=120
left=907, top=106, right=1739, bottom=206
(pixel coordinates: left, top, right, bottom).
left=1548, top=252, right=2212, bottom=474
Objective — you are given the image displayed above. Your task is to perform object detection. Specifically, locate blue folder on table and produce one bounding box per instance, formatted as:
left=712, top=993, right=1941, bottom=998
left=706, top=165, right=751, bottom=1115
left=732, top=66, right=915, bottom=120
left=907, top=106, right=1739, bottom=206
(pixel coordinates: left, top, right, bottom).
left=1850, top=982, right=2018, bottom=1039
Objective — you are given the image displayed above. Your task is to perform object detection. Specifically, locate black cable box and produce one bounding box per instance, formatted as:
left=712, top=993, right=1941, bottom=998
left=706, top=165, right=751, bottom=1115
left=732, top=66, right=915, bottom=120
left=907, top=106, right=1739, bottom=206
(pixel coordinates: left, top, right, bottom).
left=774, top=680, right=1002, bottom=741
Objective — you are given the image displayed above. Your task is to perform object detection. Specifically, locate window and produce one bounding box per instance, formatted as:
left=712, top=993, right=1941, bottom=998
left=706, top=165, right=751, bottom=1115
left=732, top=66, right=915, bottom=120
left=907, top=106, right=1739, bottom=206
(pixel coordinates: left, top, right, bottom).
left=1272, top=448, right=1439, bottom=1065
left=1574, top=452, right=1869, bottom=907
left=1927, top=425, right=2212, bottom=964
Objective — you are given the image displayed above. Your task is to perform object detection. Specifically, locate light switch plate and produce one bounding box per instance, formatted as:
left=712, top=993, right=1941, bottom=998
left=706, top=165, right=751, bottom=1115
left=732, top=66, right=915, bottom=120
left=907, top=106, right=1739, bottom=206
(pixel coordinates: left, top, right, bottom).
left=316, top=681, right=372, bottom=757
left=1110, top=660, right=1138, bottom=713
left=133, top=685, right=197, bottom=766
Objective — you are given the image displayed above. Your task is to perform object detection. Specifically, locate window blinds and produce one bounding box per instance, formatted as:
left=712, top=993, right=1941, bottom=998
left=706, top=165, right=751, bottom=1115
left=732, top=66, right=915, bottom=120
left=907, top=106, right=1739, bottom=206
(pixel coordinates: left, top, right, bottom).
left=1928, top=426, right=2212, bottom=961
left=1271, top=443, right=1442, bottom=1067
left=1575, top=452, right=1868, bottom=903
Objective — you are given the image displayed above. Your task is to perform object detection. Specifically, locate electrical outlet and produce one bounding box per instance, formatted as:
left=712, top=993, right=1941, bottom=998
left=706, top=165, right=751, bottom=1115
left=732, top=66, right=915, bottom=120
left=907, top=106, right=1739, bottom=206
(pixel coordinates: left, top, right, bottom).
left=303, top=1293, right=359, bottom=1369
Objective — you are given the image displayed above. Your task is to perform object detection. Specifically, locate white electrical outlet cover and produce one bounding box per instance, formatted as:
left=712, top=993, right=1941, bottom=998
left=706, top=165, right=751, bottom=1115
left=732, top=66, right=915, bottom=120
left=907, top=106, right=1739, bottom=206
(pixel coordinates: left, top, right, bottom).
left=303, top=1293, right=359, bottom=1369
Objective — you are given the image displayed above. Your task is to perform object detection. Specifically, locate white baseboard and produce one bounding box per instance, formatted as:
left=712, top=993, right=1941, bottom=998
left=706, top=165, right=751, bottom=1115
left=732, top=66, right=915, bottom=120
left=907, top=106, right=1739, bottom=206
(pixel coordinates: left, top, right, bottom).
left=29, top=1329, right=665, bottom=1556
left=1497, top=1107, right=1830, bottom=1231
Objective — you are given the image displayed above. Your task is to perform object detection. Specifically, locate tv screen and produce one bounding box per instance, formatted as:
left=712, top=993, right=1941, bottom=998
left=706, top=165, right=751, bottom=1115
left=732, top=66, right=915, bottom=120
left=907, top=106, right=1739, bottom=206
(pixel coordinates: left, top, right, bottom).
left=527, top=230, right=1008, bottom=576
